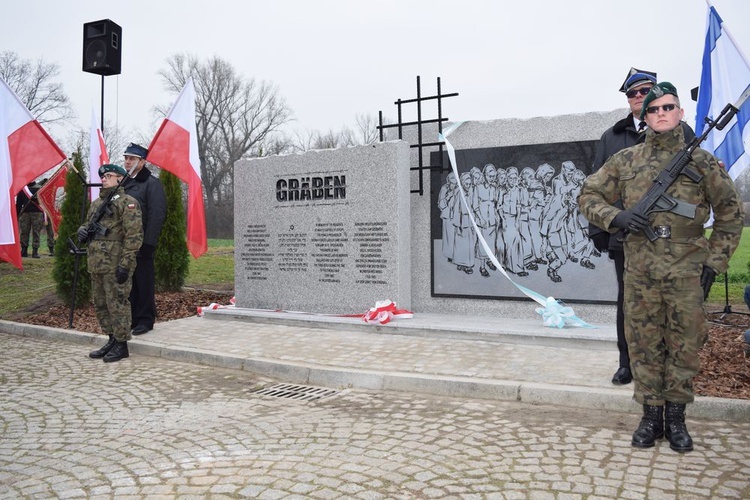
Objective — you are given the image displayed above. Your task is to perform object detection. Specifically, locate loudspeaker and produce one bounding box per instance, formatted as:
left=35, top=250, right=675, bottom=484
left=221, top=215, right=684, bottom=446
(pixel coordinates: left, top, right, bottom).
left=82, top=19, right=122, bottom=76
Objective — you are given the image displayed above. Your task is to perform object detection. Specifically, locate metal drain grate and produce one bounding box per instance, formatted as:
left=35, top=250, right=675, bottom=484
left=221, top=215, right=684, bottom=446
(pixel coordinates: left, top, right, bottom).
left=253, top=383, right=339, bottom=402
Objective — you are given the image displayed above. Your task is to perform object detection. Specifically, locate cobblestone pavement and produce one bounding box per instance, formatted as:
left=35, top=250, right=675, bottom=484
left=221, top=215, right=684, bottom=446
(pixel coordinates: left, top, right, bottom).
left=1, top=334, right=748, bottom=499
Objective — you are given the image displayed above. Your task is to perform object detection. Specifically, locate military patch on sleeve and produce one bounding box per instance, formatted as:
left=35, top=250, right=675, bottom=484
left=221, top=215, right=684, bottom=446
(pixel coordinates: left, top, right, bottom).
left=718, top=160, right=726, bottom=169
left=127, top=203, right=137, bottom=209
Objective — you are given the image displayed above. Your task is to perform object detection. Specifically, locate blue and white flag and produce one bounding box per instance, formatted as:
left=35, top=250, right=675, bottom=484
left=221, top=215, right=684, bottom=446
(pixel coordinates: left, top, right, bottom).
left=695, top=3, right=750, bottom=181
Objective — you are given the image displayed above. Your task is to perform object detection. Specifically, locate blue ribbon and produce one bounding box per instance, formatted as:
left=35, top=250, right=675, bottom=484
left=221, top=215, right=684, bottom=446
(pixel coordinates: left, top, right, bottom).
left=440, top=123, right=596, bottom=329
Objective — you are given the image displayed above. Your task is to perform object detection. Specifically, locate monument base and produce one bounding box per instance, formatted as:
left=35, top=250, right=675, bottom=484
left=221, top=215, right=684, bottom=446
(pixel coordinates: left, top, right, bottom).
left=201, top=306, right=617, bottom=350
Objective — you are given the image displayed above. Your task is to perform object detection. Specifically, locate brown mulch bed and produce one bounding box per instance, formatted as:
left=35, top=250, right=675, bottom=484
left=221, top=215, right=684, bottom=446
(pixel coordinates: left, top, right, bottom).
left=2, top=287, right=235, bottom=335
left=698, top=311, right=750, bottom=399
left=3, top=290, right=749, bottom=400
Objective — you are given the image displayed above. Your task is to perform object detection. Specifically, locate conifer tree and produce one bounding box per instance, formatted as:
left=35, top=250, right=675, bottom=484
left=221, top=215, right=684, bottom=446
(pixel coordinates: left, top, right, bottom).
left=154, top=170, right=189, bottom=291
left=52, top=149, right=91, bottom=306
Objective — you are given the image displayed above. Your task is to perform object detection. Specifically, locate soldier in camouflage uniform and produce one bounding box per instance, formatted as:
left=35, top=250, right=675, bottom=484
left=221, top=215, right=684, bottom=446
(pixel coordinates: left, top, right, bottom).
left=39, top=178, right=56, bottom=256
left=578, top=82, right=743, bottom=453
left=16, top=181, right=44, bottom=258
left=78, top=164, right=143, bottom=363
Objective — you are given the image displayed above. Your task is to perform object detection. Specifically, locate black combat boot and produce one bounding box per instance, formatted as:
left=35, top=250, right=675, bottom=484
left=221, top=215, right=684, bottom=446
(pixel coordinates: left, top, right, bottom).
left=31, top=247, right=40, bottom=258
left=89, top=335, right=116, bottom=359
left=631, top=404, right=664, bottom=448
left=21, top=247, right=28, bottom=257
left=48, top=246, right=54, bottom=256
left=665, top=402, right=693, bottom=452
left=103, top=341, right=129, bottom=363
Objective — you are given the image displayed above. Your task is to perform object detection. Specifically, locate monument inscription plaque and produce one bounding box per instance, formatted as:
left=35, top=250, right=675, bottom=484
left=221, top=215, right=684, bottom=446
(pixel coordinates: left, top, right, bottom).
left=234, top=141, right=411, bottom=313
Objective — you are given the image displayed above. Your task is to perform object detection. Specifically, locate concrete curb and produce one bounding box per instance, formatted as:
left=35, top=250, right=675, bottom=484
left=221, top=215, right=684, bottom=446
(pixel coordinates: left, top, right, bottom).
left=2, top=319, right=748, bottom=422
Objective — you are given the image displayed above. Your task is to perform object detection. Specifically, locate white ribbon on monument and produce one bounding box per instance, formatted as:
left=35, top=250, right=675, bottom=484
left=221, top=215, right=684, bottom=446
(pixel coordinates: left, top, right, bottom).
left=440, top=122, right=594, bottom=329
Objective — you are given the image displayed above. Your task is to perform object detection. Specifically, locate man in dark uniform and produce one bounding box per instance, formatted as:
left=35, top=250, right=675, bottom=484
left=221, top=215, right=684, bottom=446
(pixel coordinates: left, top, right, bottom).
left=579, top=82, right=743, bottom=453
left=588, top=68, right=695, bottom=386
left=80, top=164, right=143, bottom=362
left=122, top=143, right=167, bottom=335
left=16, top=181, right=44, bottom=258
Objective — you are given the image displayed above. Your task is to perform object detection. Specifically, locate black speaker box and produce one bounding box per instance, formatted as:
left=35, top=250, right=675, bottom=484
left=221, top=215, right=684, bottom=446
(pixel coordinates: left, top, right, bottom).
left=82, top=19, right=122, bottom=76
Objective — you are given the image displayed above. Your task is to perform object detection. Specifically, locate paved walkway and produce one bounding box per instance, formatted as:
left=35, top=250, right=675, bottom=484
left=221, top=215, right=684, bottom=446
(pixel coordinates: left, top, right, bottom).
left=1, top=324, right=749, bottom=498
left=2, top=307, right=748, bottom=423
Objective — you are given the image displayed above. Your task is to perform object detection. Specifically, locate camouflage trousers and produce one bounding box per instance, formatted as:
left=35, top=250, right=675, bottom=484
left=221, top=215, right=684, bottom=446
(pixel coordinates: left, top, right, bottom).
left=624, top=274, right=708, bottom=405
left=19, top=212, right=43, bottom=249
left=91, top=272, right=133, bottom=342
left=45, top=219, right=54, bottom=252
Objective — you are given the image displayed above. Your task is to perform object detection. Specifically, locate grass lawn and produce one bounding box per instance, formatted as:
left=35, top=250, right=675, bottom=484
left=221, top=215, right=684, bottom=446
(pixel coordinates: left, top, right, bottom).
left=724, top=227, right=750, bottom=281
left=0, top=237, right=235, bottom=316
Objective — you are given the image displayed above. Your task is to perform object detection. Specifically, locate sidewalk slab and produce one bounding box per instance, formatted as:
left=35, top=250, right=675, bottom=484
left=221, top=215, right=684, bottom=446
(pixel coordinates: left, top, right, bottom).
left=1, top=312, right=747, bottom=423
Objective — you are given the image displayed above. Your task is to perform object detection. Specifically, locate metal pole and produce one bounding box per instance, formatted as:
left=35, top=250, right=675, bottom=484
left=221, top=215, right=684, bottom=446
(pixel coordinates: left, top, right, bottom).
left=100, top=75, right=105, bottom=133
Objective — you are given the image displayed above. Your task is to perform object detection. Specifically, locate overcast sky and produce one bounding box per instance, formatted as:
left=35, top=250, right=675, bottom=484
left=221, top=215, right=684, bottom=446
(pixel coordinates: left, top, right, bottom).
left=2, top=0, right=749, bottom=151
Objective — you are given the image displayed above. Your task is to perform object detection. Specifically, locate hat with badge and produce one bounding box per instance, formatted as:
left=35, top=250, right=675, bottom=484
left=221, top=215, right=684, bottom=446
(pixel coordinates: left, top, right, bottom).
left=619, top=67, right=657, bottom=93
left=124, top=142, right=148, bottom=159
left=98, top=163, right=128, bottom=178
left=639, top=81, right=679, bottom=120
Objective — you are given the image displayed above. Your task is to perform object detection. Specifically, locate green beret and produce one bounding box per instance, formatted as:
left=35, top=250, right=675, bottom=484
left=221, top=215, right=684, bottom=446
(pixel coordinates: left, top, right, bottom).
left=640, top=81, right=679, bottom=120
left=98, top=163, right=128, bottom=178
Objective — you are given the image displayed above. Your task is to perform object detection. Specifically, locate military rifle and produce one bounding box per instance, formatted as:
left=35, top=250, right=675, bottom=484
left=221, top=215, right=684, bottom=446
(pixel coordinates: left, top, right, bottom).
left=78, top=166, right=134, bottom=244
left=632, top=85, right=750, bottom=242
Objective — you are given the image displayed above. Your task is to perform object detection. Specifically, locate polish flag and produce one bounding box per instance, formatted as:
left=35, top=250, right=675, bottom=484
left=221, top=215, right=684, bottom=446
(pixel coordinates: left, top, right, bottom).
left=0, top=76, right=66, bottom=269
left=36, top=160, right=69, bottom=236
left=147, top=77, right=207, bottom=258
left=88, top=107, right=109, bottom=200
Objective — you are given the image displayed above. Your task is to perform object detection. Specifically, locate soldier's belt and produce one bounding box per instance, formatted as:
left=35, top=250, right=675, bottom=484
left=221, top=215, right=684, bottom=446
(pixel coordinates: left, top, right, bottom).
left=92, top=236, right=120, bottom=242
left=631, top=225, right=704, bottom=239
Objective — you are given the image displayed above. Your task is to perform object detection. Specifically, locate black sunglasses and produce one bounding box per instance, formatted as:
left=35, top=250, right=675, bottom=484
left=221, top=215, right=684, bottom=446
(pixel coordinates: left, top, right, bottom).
left=626, top=87, right=652, bottom=98
left=645, top=104, right=678, bottom=114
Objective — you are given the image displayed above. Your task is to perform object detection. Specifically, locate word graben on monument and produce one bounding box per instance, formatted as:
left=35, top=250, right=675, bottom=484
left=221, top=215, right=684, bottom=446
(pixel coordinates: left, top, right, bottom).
left=276, top=175, right=346, bottom=202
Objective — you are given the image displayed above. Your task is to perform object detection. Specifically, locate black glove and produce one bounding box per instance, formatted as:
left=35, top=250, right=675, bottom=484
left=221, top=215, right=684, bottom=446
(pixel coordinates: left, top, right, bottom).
left=590, top=232, right=610, bottom=252
left=138, top=244, right=156, bottom=259
left=115, top=266, right=129, bottom=285
left=611, top=210, right=649, bottom=232
left=700, top=266, right=717, bottom=301
left=77, top=226, right=90, bottom=244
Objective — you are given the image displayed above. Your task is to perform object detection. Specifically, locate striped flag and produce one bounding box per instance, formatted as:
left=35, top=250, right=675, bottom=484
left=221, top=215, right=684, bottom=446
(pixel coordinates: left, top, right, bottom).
left=147, top=77, right=207, bottom=258
left=695, top=2, right=750, bottom=181
left=0, top=75, right=66, bottom=269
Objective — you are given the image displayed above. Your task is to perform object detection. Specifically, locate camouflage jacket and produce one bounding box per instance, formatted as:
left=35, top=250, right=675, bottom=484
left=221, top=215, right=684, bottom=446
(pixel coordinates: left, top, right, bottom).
left=578, top=125, right=743, bottom=278
left=81, top=187, right=143, bottom=274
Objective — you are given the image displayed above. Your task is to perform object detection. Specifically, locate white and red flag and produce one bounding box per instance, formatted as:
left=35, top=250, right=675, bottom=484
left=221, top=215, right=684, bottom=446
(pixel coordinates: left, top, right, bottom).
left=36, top=160, right=69, bottom=237
left=147, top=77, right=207, bottom=258
left=88, top=107, right=109, bottom=200
left=0, top=76, right=66, bottom=269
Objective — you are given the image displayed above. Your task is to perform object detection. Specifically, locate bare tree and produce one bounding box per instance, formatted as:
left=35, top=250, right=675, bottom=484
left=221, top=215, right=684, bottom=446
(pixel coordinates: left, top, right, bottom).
left=0, top=51, right=75, bottom=125
left=158, top=53, right=292, bottom=237
left=290, top=113, right=382, bottom=153
left=354, top=113, right=380, bottom=145
left=253, top=135, right=294, bottom=157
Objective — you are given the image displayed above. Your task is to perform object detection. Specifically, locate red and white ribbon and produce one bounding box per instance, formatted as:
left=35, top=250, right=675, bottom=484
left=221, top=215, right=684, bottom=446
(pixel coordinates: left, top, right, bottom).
left=197, top=296, right=414, bottom=326
left=197, top=296, right=235, bottom=316
left=362, top=300, right=414, bottom=325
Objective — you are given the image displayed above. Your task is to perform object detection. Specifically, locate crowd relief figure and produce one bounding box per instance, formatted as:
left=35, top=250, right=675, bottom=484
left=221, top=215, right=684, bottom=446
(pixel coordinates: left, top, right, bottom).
left=438, top=161, right=599, bottom=283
